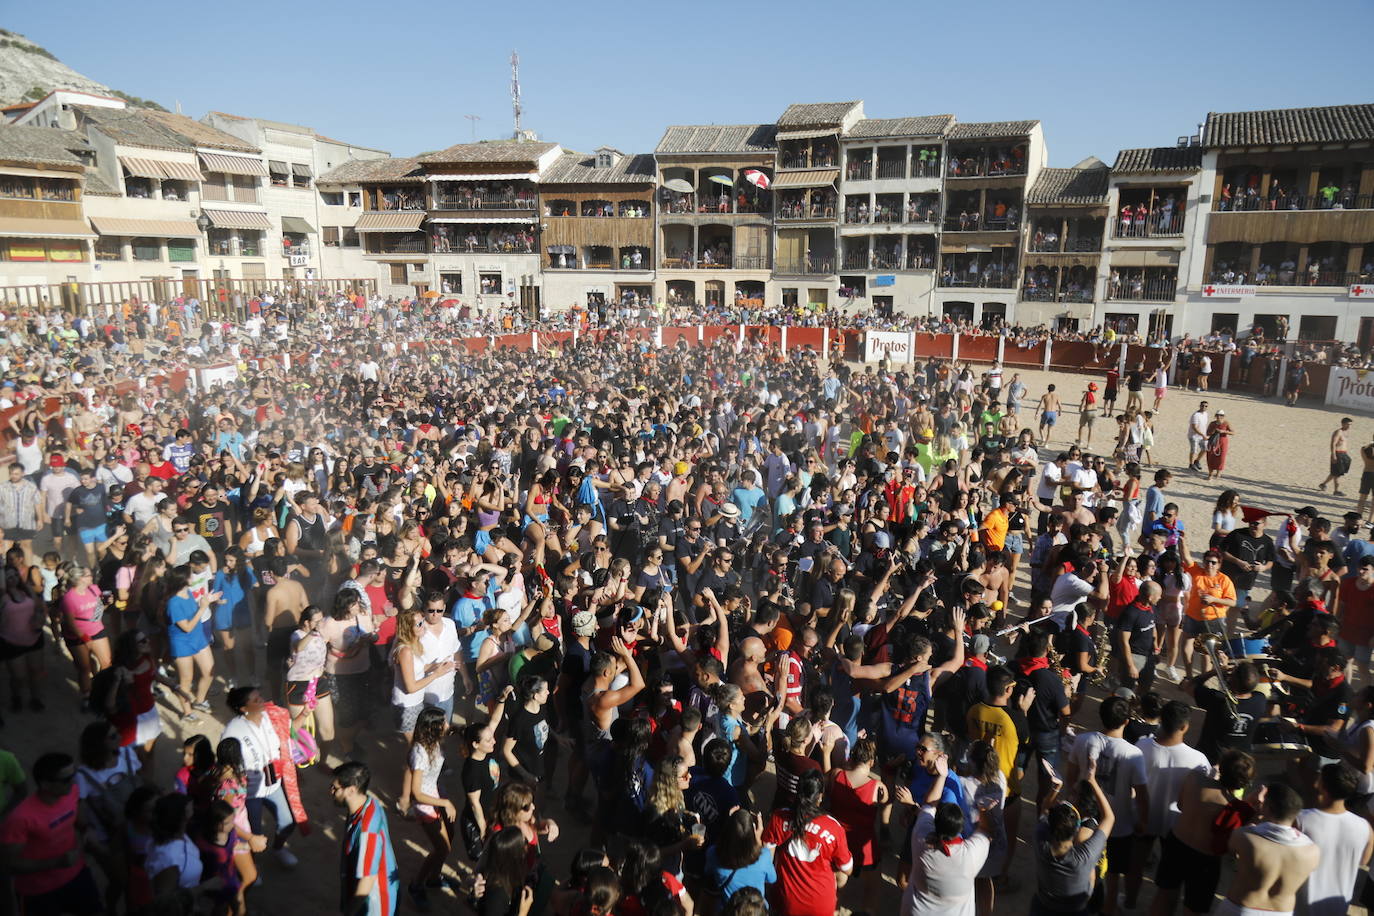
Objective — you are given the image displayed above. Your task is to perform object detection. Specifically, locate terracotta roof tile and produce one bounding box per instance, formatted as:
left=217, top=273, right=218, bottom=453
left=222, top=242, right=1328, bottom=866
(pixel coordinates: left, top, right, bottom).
left=655, top=124, right=778, bottom=154
left=540, top=151, right=655, bottom=185
left=777, top=101, right=862, bottom=128
left=847, top=115, right=953, bottom=139
left=1203, top=104, right=1374, bottom=148
left=947, top=120, right=1039, bottom=140
left=1111, top=146, right=1203, bottom=173
left=1028, top=167, right=1110, bottom=205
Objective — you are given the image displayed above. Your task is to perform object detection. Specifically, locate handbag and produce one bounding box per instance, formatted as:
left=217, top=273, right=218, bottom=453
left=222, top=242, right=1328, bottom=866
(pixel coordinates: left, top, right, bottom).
left=289, top=710, right=320, bottom=768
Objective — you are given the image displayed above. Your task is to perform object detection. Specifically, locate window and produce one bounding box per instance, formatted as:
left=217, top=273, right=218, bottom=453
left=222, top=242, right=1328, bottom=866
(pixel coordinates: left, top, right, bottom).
left=291, top=164, right=312, bottom=189
left=132, top=238, right=161, bottom=261
left=240, top=231, right=262, bottom=257
left=95, top=237, right=124, bottom=261
left=0, top=176, right=35, bottom=199
left=268, top=162, right=288, bottom=187
left=167, top=239, right=196, bottom=262
left=231, top=176, right=259, bottom=203
left=341, top=229, right=359, bottom=248
left=125, top=177, right=154, bottom=199
left=201, top=175, right=230, bottom=201
left=208, top=229, right=233, bottom=256
left=161, top=180, right=188, bottom=202
left=320, top=191, right=344, bottom=206
left=440, top=272, right=462, bottom=293
left=348, top=191, right=361, bottom=207
left=479, top=272, right=502, bottom=295
left=323, top=226, right=340, bottom=247
left=389, top=263, right=408, bottom=285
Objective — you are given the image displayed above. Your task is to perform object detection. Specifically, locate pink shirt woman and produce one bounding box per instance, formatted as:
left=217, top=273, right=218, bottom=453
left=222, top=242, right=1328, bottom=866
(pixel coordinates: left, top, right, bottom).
left=61, top=582, right=105, bottom=640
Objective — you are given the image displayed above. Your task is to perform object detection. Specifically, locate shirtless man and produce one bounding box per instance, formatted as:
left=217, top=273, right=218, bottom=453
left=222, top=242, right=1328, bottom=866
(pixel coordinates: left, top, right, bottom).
left=1223, top=782, right=1319, bottom=916
left=262, top=555, right=310, bottom=701
left=971, top=548, right=1011, bottom=611
left=1036, top=384, right=1062, bottom=446
left=1359, top=433, right=1374, bottom=522
left=585, top=635, right=645, bottom=743
left=1151, top=749, right=1258, bottom=916
left=1317, top=417, right=1352, bottom=495
left=729, top=635, right=770, bottom=707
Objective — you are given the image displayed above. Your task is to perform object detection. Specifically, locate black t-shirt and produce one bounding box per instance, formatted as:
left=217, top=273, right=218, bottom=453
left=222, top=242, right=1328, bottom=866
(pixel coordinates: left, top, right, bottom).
left=1221, top=530, right=1274, bottom=589
left=1114, top=602, right=1157, bottom=656
left=506, top=705, right=548, bottom=777
left=67, top=483, right=109, bottom=530
left=1126, top=370, right=1143, bottom=392
left=560, top=638, right=593, bottom=721
left=675, top=536, right=709, bottom=592
left=460, top=754, right=500, bottom=821
left=188, top=500, right=231, bottom=555
left=1056, top=626, right=1096, bottom=674
left=1304, top=681, right=1351, bottom=758
left=1025, top=665, right=1068, bottom=734
left=1196, top=684, right=1267, bottom=761
left=1123, top=719, right=1157, bottom=744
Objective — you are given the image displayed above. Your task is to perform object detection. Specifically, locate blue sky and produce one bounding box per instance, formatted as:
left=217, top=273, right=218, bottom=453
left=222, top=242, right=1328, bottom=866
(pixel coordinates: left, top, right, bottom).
left=9, top=0, right=1373, bottom=165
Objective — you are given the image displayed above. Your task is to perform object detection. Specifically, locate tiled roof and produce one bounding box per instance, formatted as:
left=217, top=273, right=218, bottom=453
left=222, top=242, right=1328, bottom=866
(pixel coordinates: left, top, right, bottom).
left=0, top=125, right=91, bottom=168
left=847, top=115, right=953, bottom=139
left=75, top=107, right=256, bottom=154
left=317, top=156, right=426, bottom=185
left=947, top=120, right=1039, bottom=140
left=541, top=151, right=655, bottom=185
left=655, top=124, right=778, bottom=154
left=81, top=170, right=120, bottom=196
left=777, top=101, right=862, bottom=128
left=1028, top=167, right=1110, bottom=205
left=419, top=139, right=559, bottom=164
left=1204, top=103, right=1374, bottom=148
left=138, top=110, right=258, bottom=152
left=1112, top=146, right=1203, bottom=173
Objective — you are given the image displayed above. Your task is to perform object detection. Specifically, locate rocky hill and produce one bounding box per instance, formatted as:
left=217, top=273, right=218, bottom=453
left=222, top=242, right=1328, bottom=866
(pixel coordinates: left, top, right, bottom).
left=0, top=29, right=164, bottom=110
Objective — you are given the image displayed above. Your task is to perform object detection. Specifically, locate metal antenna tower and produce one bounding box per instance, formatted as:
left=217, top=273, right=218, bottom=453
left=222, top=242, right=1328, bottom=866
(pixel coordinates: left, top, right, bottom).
left=464, top=114, right=481, bottom=142
left=510, top=51, right=523, bottom=137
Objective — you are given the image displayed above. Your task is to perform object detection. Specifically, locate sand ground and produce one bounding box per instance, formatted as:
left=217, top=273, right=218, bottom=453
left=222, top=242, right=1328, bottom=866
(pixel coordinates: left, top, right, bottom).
left=2, top=368, right=1369, bottom=916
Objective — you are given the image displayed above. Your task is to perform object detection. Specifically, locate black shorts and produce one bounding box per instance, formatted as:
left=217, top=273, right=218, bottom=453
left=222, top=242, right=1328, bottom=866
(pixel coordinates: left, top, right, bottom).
left=1105, top=834, right=1134, bottom=876
left=1332, top=453, right=1352, bottom=477
left=284, top=676, right=332, bottom=707
left=0, top=632, right=42, bottom=661
left=64, top=628, right=105, bottom=650
left=5, top=526, right=35, bottom=541
left=1360, top=470, right=1374, bottom=496
left=332, top=670, right=371, bottom=728
left=1155, top=831, right=1221, bottom=913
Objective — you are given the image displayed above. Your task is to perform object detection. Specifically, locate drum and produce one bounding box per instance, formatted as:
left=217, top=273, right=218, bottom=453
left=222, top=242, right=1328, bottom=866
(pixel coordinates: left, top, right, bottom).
left=1251, top=720, right=1310, bottom=758
left=1225, top=636, right=1269, bottom=658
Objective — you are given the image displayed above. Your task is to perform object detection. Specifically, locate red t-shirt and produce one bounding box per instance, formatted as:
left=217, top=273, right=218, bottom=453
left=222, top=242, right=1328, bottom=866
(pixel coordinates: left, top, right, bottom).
left=1339, top=577, right=1374, bottom=644
left=1107, top=576, right=1140, bottom=622
left=0, top=786, right=84, bottom=896
left=763, top=810, right=852, bottom=916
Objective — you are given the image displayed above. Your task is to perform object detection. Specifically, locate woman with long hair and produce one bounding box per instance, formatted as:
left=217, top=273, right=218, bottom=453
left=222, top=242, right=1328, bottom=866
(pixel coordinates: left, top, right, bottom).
left=762, top=769, right=851, bottom=916
left=475, top=827, right=538, bottom=916
left=212, top=736, right=268, bottom=894
left=283, top=604, right=334, bottom=754
left=459, top=692, right=512, bottom=860
left=0, top=563, right=46, bottom=711
left=57, top=564, right=112, bottom=707
left=211, top=546, right=257, bottom=686
left=146, top=793, right=220, bottom=909
left=595, top=716, right=654, bottom=847
left=164, top=564, right=220, bottom=719
left=961, top=740, right=1008, bottom=916
left=825, top=737, right=886, bottom=912
left=620, top=838, right=694, bottom=916
left=704, top=808, right=776, bottom=905
left=1341, top=685, right=1374, bottom=795
left=491, top=781, right=559, bottom=913
left=1211, top=488, right=1242, bottom=549
left=391, top=608, right=456, bottom=741
left=471, top=607, right=514, bottom=713
left=239, top=506, right=280, bottom=558
left=75, top=719, right=140, bottom=909
left=404, top=706, right=461, bottom=910
left=194, top=800, right=247, bottom=916
left=106, top=628, right=187, bottom=763
left=111, top=533, right=155, bottom=637
left=643, top=754, right=704, bottom=878
left=1154, top=550, right=1192, bottom=682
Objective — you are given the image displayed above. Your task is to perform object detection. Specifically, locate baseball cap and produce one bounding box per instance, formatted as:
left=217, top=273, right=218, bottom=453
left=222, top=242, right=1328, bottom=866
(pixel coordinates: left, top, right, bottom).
left=48, top=455, right=65, bottom=468
left=1294, top=506, right=1318, bottom=518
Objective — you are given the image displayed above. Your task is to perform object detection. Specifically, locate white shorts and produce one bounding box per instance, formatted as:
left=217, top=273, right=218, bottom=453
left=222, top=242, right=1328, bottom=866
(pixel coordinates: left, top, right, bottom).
left=1216, top=900, right=1289, bottom=916
left=1188, top=433, right=1205, bottom=451
left=135, top=706, right=163, bottom=745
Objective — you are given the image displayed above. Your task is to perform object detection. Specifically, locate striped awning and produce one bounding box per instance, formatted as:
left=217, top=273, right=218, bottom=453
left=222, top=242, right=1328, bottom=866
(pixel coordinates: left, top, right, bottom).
left=118, top=156, right=203, bottom=183
left=268, top=160, right=288, bottom=174
left=772, top=169, right=839, bottom=188
left=89, top=216, right=200, bottom=238
left=0, top=216, right=95, bottom=239
left=776, top=128, right=837, bottom=140
left=426, top=216, right=535, bottom=224
left=290, top=163, right=312, bottom=178
left=281, top=216, right=315, bottom=235
left=198, top=152, right=268, bottom=177
left=201, top=208, right=273, bottom=231
left=354, top=211, right=426, bottom=232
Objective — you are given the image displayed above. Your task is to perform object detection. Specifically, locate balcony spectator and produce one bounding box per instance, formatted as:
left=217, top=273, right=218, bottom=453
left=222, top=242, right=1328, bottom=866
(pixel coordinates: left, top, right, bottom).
left=1319, top=181, right=1340, bottom=208
left=1219, top=184, right=1233, bottom=211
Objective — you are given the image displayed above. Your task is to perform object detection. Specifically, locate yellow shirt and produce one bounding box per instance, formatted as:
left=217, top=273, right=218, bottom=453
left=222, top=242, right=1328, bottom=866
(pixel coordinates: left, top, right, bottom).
left=967, top=702, right=1019, bottom=792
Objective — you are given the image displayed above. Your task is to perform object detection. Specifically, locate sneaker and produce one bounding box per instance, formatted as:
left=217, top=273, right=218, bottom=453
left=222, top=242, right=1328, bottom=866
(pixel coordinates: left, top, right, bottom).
left=192, top=700, right=212, bottom=713
left=408, top=884, right=432, bottom=913
left=274, top=848, right=298, bottom=868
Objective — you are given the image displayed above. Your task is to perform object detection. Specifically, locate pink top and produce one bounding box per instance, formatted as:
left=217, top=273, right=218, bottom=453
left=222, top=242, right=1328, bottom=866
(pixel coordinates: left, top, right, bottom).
left=0, top=591, right=40, bottom=646
left=0, top=785, right=84, bottom=896
left=61, top=584, right=105, bottom=638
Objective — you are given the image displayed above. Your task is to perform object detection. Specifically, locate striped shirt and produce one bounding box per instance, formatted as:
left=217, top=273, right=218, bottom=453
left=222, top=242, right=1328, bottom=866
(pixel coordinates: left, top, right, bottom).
left=341, top=795, right=398, bottom=916
left=0, top=478, right=39, bottom=529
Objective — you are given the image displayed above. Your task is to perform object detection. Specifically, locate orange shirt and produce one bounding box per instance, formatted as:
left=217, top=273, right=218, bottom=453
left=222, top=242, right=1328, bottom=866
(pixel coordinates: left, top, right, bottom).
left=981, top=507, right=1010, bottom=551
left=1185, top=563, right=1236, bottom=622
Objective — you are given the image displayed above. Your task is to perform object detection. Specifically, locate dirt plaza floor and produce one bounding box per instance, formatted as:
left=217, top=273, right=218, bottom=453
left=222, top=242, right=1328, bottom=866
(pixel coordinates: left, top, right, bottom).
left=2, top=365, right=1370, bottom=916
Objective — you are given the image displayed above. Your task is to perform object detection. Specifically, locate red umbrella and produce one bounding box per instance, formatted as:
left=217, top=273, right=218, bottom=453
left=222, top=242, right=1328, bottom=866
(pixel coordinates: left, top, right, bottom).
left=439, top=298, right=460, bottom=307
left=743, top=169, right=770, bottom=190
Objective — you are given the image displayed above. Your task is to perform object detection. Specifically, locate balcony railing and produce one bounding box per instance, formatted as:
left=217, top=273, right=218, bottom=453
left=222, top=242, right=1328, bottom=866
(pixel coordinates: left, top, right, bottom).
left=1030, top=236, right=1103, bottom=253
left=843, top=210, right=870, bottom=224
left=907, top=254, right=936, bottom=270
left=777, top=202, right=836, bottom=220
left=1108, top=279, right=1177, bottom=301
left=378, top=194, right=428, bottom=211
left=1022, top=287, right=1056, bottom=302
left=209, top=240, right=232, bottom=256
left=842, top=254, right=868, bottom=270
left=875, top=161, right=906, bottom=180
left=780, top=154, right=838, bottom=170
left=434, top=195, right=536, bottom=211
left=1215, top=192, right=1374, bottom=213
left=846, top=163, right=873, bottom=181
left=947, top=161, right=1027, bottom=178
left=1243, top=269, right=1363, bottom=288
left=281, top=243, right=311, bottom=258
left=1112, top=213, right=1184, bottom=238
left=910, top=161, right=942, bottom=179
left=940, top=274, right=1017, bottom=289
left=735, top=255, right=769, bottom=270
left=944, top=215, right=1020, bottom=232
left=367, top=239, right=428, bottom=255
left=776, top=258, right=834, bottom=275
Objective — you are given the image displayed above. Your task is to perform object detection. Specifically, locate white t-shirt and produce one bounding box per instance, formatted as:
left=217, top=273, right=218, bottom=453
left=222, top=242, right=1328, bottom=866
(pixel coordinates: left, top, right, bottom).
left=1050, top=572, right=1096, bottom=619
left=147, top=835, right=203, bottom=889
left=1036, top=462, right=1063, bottom=502
left=1189, top=410, right=1209, bottom=438
left=1068, top=732, right=1146, bottom=836
left=75, top=745, right=141, bottom=841
left=1296, top=807, right=1370, bottom=916
left=221, top=714, right=283, bottom=798
left=903, top=806, right=991, bottom=916
left=1136, top=737, right=1209, bottom=836
left=419, top=618, right=460, bottom=704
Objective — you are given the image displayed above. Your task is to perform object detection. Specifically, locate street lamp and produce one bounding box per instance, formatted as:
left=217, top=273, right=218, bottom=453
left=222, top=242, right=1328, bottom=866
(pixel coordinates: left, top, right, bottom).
left=195, top=212, right=212, bottom=233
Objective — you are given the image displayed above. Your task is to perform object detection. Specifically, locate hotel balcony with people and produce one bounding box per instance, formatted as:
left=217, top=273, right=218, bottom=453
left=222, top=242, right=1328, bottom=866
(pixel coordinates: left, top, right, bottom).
left=1107, top=266, right=1178, bottom=302
left=939, top=250, right=1018, bottom=289
left=777, top=187, right=837, bottom=221
left=430, top=179, right=538, bottom=213
left=1022, top=263, right=1098, bottom=303
left=943, top=189, right=1022, bottom=233
left=778, top=137, right=839, bottom=171
left=1112, top=186, right=1186, bottom=238
left=1205, top=240, right=1374, bottom=289
left=657, top=165, right=773, bottom=220
left=945, top=142, right=1029, bottom=180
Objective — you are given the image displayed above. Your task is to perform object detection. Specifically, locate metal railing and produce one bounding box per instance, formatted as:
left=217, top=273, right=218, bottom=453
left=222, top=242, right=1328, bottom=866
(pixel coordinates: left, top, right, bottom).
left=775, top=258, right=834, bottom=275
left=846, top=163, right=873, bottom=181
left=780, top=154, right=838, bottom=170
left=843, top=210, right=870, bottom=224
left=378, top=194, right=428, bottom=211
left=842, top=254, right=868, bottom=270
left=366, top=239, right=428, bottom=255
left=910, top=160, right=942, bottom=179
left=777, top=202, right=836, bottom=220
left=1022, top=287, right=1056, bottom=302
left=875, top=161, right=906, bottom=180
left=907, top=254, right=936, bottom=270
left=1215, top=192, right=1374, bottom=213
left=1112, top=213, right=1184, bottom=238
left=281, top=243, right=311, bottom=258
left=735, top=255, right=769, bottom=269
left=1107, top=278, right=1177, bottom=301
left=1029, top=236, right=1103, bottom=253
left=940, top=273, right=1017, bottom=289
left=1246, top=269, right=1362, bottom=288
left=434, top=195, right=537, bottom=211
left=946, top=161, right=1027, bottom=178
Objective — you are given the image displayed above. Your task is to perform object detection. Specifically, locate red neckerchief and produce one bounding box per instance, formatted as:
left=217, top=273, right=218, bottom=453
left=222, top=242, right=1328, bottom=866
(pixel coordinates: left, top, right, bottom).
left=966, top=656, right=988, bottom=671
left=1061, top=561, right=1075, bottom=574
left=1017, top=656, right=1049, bottom=675
left=1075, top=625, right=1091, bottom=638
left=1317, top=672, right=1346, bottom=694
left=931, top=835, right=965, bottom=857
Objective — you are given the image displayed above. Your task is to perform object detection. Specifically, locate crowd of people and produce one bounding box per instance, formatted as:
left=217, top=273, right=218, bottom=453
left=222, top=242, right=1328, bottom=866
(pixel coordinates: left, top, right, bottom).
left=0, top=294, right=1373, bottom=916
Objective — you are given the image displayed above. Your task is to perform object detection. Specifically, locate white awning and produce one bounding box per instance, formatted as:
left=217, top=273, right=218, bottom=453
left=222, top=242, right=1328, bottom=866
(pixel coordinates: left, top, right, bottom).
left=427, top=216, right=535, bottom=224
left=425, top=173, right=539, bottom=182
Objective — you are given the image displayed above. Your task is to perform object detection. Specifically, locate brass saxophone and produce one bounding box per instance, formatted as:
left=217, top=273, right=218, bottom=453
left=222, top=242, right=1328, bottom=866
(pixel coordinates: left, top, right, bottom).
left=1086, top=620, right=1113, bottom=687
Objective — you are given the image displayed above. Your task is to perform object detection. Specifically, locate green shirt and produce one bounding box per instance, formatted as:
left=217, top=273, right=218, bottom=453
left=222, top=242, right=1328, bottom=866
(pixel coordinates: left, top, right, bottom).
left=0, top=748, right=24, bottom=813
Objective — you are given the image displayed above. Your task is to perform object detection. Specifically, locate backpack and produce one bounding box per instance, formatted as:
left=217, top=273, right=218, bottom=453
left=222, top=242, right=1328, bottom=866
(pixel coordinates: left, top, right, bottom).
left=79, top=755, right=139, bottom=837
